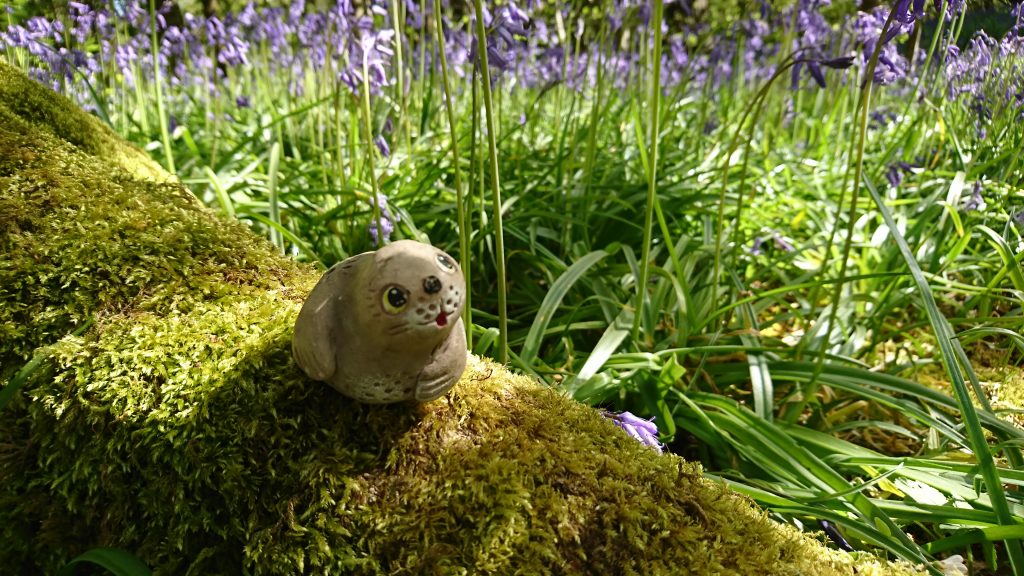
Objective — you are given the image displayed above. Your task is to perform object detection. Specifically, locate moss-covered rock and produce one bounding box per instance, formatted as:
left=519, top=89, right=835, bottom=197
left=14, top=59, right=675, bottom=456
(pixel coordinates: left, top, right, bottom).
left=0, top=60, right=924, bottom=575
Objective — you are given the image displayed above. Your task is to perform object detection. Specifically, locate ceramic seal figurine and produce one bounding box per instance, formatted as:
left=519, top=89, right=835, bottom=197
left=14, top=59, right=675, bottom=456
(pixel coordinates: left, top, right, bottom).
left=292, top=240, right=468, bottom=403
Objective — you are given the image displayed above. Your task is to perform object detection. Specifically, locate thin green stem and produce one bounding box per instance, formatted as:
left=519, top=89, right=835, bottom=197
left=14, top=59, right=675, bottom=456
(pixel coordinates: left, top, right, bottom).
left=631, top=0, right=664, bottom=347
left=148, top=0, right=174, bottom=173
left=784, top=10, right=896, bottom=424
left=390, top=0, right=410, bottom=150
left=433, top=0, right=472, bottom=347
left=359, top=38, right=383, bottom=244
left=471, top=0, right=508, bottom=363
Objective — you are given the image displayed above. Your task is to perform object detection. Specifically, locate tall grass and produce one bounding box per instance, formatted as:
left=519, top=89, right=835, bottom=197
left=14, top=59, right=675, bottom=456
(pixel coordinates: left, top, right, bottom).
left=3, top=0, right=1024, bottom=571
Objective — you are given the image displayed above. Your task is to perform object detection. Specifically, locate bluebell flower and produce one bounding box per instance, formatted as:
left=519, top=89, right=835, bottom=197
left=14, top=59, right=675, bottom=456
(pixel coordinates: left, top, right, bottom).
left=471, top=1, right=529, bottom=75
left=853, top=7, right=910, bottom=85
left=886, top=161, right=916, bottom=188
left=750, top=230, right=795, bottom=255
left=964, top=181, right=986, bottom=212
left=288, top=0, right=305, bottom=25
left=368, top=193, right=399, bottom=246
left=870, top=109, right=899, bottom=128
left=604, top=411, right=663, bottom=453
left=935, top=0, right=965, bottom=21
left=68, top=1, right=95, bottom=43
left=893, top=0, right=927, bottom=25
left=793, top=56, right=854, bottom=89
left=750, top=236, right=766, bottom=256
left=792, top=0, right=831, bottom=50
left=374, top=135, right=390, bottom=158
left=344, top=22, right=394, bottom=95
left=773, top=232, right=795, bottom=252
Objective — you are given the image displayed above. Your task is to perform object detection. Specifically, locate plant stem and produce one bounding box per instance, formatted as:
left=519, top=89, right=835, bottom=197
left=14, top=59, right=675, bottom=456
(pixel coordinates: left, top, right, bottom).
left=631, top=0, right=664, bottom=346
left=784, top=10, right=895, bottom=423
left=389, top=0, right=409, bottom=150
left=148, top=0, right=174, bottom=173
left=471, top=0, right=508, bottom=363
left=433, top=0, right=472, bottom=347
left=359, top=37, right=383, bottom=245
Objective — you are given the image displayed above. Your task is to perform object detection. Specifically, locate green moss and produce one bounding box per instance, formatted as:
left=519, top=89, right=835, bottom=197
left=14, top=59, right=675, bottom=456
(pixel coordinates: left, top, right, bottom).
left=0, top=61, right=303, bottom=374
left=0, top=62, right=167, bottom=183
left=0, top=61, right=925, bottom=575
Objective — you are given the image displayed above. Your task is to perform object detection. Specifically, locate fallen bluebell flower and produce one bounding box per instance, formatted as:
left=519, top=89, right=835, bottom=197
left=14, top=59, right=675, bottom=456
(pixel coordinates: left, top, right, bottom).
left=604, top=410, right=663, bottom=453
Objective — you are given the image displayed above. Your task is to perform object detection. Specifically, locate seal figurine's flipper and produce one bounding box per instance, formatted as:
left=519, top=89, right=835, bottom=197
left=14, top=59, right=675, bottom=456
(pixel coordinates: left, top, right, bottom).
left=292, top=266, right=342, bottom=381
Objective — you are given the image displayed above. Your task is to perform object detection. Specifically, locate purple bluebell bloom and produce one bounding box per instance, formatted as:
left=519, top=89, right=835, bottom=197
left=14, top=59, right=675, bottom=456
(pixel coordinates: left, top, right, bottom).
left=793, top=56, right=854, bottom=89
left=471, top=1, right=529, bottom=76
left=374, top=135, right=390, bottom=158
left=605, top=411, right=663, bottom=453
left=935, top=0, right=965, bottom=21
left=773, top=232, right=795, bottom=252
left=344, top=22, right=394, bottom=96
left=750, top=230, right=795, bottom=255
left=964, top=181, right=986, bottom=212
left=886, top=161, right=916, bottom=188
left=853, top=7, right=910, bottom=85
left=368, top=193, right=399, bottom=246
left=750, top=236, right=766, bottom=256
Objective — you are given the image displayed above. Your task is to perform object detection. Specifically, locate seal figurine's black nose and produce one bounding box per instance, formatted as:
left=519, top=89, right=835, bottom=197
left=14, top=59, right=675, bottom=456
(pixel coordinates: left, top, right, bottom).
left=424, top=276, right=442, bottom=294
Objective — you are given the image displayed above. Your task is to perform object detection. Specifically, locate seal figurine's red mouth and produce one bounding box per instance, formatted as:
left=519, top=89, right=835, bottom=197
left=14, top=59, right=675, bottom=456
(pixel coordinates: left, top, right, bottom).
left=435, top=311, right=448, bottom=327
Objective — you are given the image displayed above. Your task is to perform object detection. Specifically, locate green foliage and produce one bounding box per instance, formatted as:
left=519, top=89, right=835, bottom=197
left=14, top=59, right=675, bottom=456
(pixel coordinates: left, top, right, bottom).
left=56, top=548, right=152, bottom=576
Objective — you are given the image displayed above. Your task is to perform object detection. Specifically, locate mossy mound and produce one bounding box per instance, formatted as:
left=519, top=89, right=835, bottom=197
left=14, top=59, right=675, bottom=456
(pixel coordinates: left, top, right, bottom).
left=0, top=61, right=925, bottom=575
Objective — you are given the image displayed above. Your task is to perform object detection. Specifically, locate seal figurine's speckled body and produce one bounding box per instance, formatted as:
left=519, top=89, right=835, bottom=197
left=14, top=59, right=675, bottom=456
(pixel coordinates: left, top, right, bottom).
left=292, top=240, right=467, bottom=403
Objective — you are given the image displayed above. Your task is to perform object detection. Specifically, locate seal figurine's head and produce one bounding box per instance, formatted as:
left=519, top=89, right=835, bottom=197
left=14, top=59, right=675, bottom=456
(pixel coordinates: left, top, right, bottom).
left=363, top=240, right=465, bottom=348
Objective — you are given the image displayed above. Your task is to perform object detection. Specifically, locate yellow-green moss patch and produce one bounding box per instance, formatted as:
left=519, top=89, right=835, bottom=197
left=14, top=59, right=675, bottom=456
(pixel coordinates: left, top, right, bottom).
left=0, top=61, right=926, bottom=575
left=0, top=61, right=304, bottom=374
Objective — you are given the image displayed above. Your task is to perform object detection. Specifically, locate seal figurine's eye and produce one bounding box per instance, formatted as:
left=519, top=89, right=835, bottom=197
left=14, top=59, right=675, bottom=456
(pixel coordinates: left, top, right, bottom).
left=382, top=286, right=409, bottom=314
left=436, top=254, right=456, bottom=273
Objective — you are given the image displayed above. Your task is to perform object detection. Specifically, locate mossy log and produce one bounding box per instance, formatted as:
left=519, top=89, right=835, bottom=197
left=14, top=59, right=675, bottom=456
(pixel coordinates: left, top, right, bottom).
left=0, top=61, right=924, bottom=575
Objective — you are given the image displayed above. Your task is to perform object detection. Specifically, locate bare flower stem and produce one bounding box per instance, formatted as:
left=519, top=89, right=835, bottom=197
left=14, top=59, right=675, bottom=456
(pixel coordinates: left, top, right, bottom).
left=359, top=45, right=383, bottom=244
left=631, top=0, right=664, bottom=346
left=471, top=0, right=508, bottom=363
left=148, top=0, right=174, bottom=173
left=433, top=0, right=472, bottom=347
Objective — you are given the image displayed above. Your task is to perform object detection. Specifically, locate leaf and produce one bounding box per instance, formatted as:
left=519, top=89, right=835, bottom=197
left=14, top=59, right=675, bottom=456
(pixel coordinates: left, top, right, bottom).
left=55, top=547, right=151, bottom=576
left=863, top=174, right=1024, bottom=571
left=519, top=249, right=610, bottom=367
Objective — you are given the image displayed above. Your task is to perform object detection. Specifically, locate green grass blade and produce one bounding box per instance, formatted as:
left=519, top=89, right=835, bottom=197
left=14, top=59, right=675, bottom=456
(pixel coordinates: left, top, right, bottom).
left=519, top=249, right=610, bottom=367
left=238, top=212, right=322, bottom=267
left=565, top=308, right=632, bottom=398
left=56, top=547, right=151, bottom=576
left=975, top=224, right=1024, bottom=295
left=204, top=167, right=236, bottom=219
left=925, top=525, right=1024, bottom=555
left=689, top=392, right=935, bottom=568
left=267, top=141, right=283, bottom=251
left=863, top=174, right=1024, bottom=572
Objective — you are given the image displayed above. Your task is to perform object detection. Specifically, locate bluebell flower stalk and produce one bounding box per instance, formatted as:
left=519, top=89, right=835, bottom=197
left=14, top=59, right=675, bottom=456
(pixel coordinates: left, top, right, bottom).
left=433, top=0, right=473, bottom=346
left=471, top=0, right=509, bottom=363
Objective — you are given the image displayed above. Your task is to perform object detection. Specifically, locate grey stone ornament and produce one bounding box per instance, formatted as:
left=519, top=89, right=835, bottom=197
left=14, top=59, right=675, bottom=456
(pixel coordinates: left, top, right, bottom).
left=292, top=240, right=468, bottom=403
